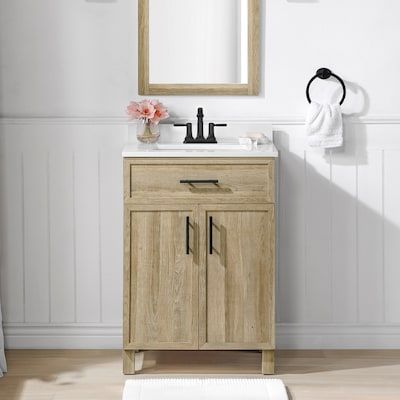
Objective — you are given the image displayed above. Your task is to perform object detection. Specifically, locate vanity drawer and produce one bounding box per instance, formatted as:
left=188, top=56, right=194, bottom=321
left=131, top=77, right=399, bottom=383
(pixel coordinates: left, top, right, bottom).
left=124, top=158, right=275, bottom=203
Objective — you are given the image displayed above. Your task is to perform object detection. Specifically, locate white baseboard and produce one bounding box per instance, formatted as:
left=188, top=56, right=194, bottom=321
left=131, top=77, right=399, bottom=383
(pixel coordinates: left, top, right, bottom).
left=4, top=323, right=400, bottom=350
left=276, top=324, right=400, bottom=349
left=4, top=324, right=123, bottom=349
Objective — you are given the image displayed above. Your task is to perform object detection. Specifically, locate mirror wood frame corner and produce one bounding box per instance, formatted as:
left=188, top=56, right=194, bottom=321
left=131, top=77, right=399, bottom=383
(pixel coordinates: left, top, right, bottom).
left=138, top=0, right=260, bottom=96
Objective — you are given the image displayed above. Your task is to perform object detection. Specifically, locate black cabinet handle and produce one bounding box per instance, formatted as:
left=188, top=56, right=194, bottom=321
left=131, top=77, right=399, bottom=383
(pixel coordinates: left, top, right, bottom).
left=209, top=216, right=213, bottom=255
left=180, top=179, right=219, bottom=185
left=186, top=216, right=190, bottom=255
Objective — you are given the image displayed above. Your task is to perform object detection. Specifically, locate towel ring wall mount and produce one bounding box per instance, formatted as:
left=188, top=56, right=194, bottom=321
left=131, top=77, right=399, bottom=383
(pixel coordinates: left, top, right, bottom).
left=306, top=68, right=346, bottom=105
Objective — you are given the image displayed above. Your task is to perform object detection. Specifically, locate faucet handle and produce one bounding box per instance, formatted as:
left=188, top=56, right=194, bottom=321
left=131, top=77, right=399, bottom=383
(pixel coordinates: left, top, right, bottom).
left=174, top=123, right=194, bottom=143
left=207, top=123, right=227, bottom=143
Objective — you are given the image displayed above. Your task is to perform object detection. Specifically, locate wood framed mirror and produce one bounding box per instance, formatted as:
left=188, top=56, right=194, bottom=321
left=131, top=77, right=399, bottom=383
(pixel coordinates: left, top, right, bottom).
left=138, top=0, right=260, bottom=96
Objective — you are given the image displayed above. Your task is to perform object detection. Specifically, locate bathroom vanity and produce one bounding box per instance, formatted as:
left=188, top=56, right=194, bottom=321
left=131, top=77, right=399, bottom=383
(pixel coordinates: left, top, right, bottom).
left=127, top=0, right=267, bottom=370
left=122, top=134, right=278, bottom=374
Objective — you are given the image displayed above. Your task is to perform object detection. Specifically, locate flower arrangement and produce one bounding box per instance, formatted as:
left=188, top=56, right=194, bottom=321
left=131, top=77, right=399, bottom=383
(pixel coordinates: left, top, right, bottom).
left=126, top=99, right=169, bottom=144
left=126, top=99, right=169, bottom=125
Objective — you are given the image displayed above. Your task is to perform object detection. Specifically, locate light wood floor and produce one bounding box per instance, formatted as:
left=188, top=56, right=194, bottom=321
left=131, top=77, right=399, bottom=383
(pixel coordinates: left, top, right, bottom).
left=1, top=350, right=400, bottom=400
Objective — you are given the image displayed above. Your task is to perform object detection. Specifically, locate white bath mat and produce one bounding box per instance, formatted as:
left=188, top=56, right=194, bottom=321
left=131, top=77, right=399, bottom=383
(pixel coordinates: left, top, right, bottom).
left=123, top=378, right=288, bottom=400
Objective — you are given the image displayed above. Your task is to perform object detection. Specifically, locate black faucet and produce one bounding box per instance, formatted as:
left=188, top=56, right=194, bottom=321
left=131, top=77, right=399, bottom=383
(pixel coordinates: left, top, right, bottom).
left=174, top=107, right=227, bottom=144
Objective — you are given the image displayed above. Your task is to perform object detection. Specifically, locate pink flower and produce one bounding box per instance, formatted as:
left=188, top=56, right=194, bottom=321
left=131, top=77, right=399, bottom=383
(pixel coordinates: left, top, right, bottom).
left=126, top=99, right=169, bottom=124
left=137, top=100, right=156, bottom=120
left=126, top=101, right=142, bottom=119
left=151, top=102, right=169, bottom=124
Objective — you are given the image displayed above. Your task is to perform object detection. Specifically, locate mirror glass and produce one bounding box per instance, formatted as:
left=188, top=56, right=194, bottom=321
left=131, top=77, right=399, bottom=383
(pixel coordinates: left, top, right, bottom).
left=149, top=0, right=249, bottom=84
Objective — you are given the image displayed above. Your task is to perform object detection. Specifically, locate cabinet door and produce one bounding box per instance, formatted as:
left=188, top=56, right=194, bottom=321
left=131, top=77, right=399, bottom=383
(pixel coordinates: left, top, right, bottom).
left=199, top=204, right=274, bottom=349
left=124, top=205, right=198, bottom=349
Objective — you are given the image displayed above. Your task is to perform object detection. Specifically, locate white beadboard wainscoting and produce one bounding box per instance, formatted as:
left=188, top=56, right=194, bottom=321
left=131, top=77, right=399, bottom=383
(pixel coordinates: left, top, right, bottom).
left=1, top=117, right=400, bottom=349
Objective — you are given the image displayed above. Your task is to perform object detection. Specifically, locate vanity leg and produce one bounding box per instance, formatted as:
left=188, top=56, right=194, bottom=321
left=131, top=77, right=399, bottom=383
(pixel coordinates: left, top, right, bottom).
left=262, top=350, right=275, bottom=375
left=123, top=350, right=135, bottom=375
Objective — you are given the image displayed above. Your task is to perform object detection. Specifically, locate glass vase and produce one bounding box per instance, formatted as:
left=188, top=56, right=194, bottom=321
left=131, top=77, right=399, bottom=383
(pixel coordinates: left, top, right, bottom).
left=136, top=120, right=160, bottom=144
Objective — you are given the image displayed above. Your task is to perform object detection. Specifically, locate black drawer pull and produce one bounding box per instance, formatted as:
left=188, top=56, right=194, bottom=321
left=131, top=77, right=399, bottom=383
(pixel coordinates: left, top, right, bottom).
left=186, top=216, right=190, bottom=255
left=180, top=179, right=219, bottom=185
left=209, top=216, right=213, bottom=255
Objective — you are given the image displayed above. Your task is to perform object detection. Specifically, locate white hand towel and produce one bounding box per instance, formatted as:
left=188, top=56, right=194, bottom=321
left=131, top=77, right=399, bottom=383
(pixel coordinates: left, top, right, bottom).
left=306, top=102, right=343, bottom=148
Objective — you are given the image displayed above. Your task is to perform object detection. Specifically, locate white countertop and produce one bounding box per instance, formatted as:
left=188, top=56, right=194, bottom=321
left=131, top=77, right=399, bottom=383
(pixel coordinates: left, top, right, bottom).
left=123, top=122, right=278, bottom=157
left=122, top=142, right=279, bottom=158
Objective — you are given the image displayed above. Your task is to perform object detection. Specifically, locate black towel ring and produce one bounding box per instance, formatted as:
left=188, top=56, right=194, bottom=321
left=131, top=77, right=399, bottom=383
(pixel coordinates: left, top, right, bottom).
left=306, top=68, right=346, bottom=105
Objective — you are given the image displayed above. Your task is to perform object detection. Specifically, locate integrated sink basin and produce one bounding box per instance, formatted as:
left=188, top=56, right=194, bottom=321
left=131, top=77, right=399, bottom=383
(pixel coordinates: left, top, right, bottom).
left=156, top=143, right=251, bottom=151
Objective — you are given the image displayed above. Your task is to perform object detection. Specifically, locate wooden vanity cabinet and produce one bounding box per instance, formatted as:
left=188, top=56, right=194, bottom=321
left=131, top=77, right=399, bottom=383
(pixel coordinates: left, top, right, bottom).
left=123, top=158, right=275, bottom=374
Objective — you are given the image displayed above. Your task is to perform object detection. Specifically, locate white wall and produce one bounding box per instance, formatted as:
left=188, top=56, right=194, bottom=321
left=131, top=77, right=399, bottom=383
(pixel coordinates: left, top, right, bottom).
left=1, top=0, right=400, bottom=349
